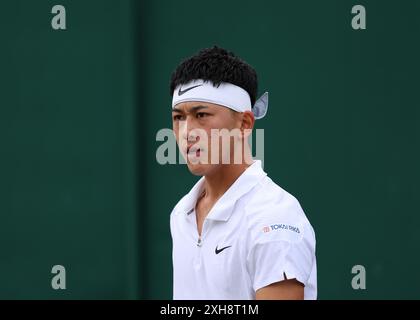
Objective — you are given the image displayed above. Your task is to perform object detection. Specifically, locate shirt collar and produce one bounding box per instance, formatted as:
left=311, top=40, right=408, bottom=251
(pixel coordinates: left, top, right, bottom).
left=176, top=160, right=267, bottom=222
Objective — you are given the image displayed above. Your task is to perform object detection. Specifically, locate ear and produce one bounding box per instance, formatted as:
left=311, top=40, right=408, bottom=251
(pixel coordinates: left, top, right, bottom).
left=241, top=111, right=255, bottom=138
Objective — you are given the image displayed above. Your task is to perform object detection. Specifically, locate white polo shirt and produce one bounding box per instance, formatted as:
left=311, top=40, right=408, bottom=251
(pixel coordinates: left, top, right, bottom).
left=170, top=160, right=317, bottom=300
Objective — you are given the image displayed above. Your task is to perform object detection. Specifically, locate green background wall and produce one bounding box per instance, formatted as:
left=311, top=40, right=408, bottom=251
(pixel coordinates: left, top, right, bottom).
left=0, top=0, right=419, bottom=299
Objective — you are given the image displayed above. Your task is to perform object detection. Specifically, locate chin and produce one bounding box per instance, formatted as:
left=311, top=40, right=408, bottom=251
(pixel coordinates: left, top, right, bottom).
left=186, top=163, right=213, bottom=176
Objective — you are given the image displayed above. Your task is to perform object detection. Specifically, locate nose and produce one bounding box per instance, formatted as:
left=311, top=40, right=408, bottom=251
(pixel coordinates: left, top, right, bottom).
left=181, top=118, right=200, bottom=144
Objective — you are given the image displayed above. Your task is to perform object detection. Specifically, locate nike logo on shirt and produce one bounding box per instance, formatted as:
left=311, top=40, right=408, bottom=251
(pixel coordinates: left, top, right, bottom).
left=215, top=245, right=232, bottom=255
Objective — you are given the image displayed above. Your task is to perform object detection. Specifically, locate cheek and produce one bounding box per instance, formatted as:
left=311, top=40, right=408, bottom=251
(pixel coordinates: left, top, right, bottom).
left=172, top=124, right=178, bottom=139
left=209, top=129, right=219, bottom=144
left=214, top=113, right=237, bottom=130
left=172, top=126, right=183, bottom=147
left=172, top=121, right=178, bottom=133
left=173, top=121, right=187, bottom=139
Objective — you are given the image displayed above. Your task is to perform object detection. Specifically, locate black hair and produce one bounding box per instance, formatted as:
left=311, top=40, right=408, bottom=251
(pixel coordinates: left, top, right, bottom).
left=170, top=46, right=258, bottom=106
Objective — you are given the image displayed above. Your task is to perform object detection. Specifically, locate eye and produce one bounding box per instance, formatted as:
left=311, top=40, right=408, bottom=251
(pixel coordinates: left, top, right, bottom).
left=196, top=112, right=208, bottom=119
left=173, top=114, right=184, bottom=121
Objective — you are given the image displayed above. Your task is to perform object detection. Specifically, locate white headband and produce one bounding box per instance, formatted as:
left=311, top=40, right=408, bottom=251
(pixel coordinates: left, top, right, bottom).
left=172, top=79, right=269, bottom=119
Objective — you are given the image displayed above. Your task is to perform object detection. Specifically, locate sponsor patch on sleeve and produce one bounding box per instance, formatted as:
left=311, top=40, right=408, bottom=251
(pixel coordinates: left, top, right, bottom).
left=262, top=223, right=300, bottom=234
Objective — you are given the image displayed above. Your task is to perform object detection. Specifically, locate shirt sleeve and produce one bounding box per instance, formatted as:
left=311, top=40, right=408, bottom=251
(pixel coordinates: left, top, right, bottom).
left=245, top=189, right=316, bottom=293
left=246, top=233, right=315, bottom=292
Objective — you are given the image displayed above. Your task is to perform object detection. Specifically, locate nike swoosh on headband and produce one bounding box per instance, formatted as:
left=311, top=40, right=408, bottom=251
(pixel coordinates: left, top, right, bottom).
left=178, top=84, right=204, bottom=96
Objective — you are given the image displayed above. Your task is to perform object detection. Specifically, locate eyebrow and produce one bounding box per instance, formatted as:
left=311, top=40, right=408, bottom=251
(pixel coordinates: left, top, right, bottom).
left=172, top=105, right=209, bottom=113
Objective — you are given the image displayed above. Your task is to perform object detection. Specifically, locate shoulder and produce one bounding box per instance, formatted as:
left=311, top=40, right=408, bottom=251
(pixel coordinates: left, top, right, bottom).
left=170, top=177, right=205, bottom=219
left=170, top=193, right=192, bottom=225
left=243, top=176, right=315, bottom=245
left=242, top=177, right=317, bottom=295
left=170, top=193, right=190, bottom=215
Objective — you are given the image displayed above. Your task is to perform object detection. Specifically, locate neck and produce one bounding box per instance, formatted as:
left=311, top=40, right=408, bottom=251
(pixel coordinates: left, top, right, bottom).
left=203, top=164, right=249, bottom=202
left=203, top=148, right=254, bottom=201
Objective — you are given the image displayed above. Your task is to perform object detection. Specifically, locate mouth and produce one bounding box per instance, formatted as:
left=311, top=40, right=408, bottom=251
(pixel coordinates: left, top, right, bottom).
left=186, top=145, right=202, bottom=158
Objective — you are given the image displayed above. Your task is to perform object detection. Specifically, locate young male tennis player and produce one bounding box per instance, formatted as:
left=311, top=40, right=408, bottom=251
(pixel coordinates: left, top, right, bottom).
left=169, top=46, right=317, bottom=300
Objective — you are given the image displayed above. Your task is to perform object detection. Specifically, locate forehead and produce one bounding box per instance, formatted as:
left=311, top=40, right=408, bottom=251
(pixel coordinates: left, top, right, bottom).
left=172, top=101, right=227, bottom=113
